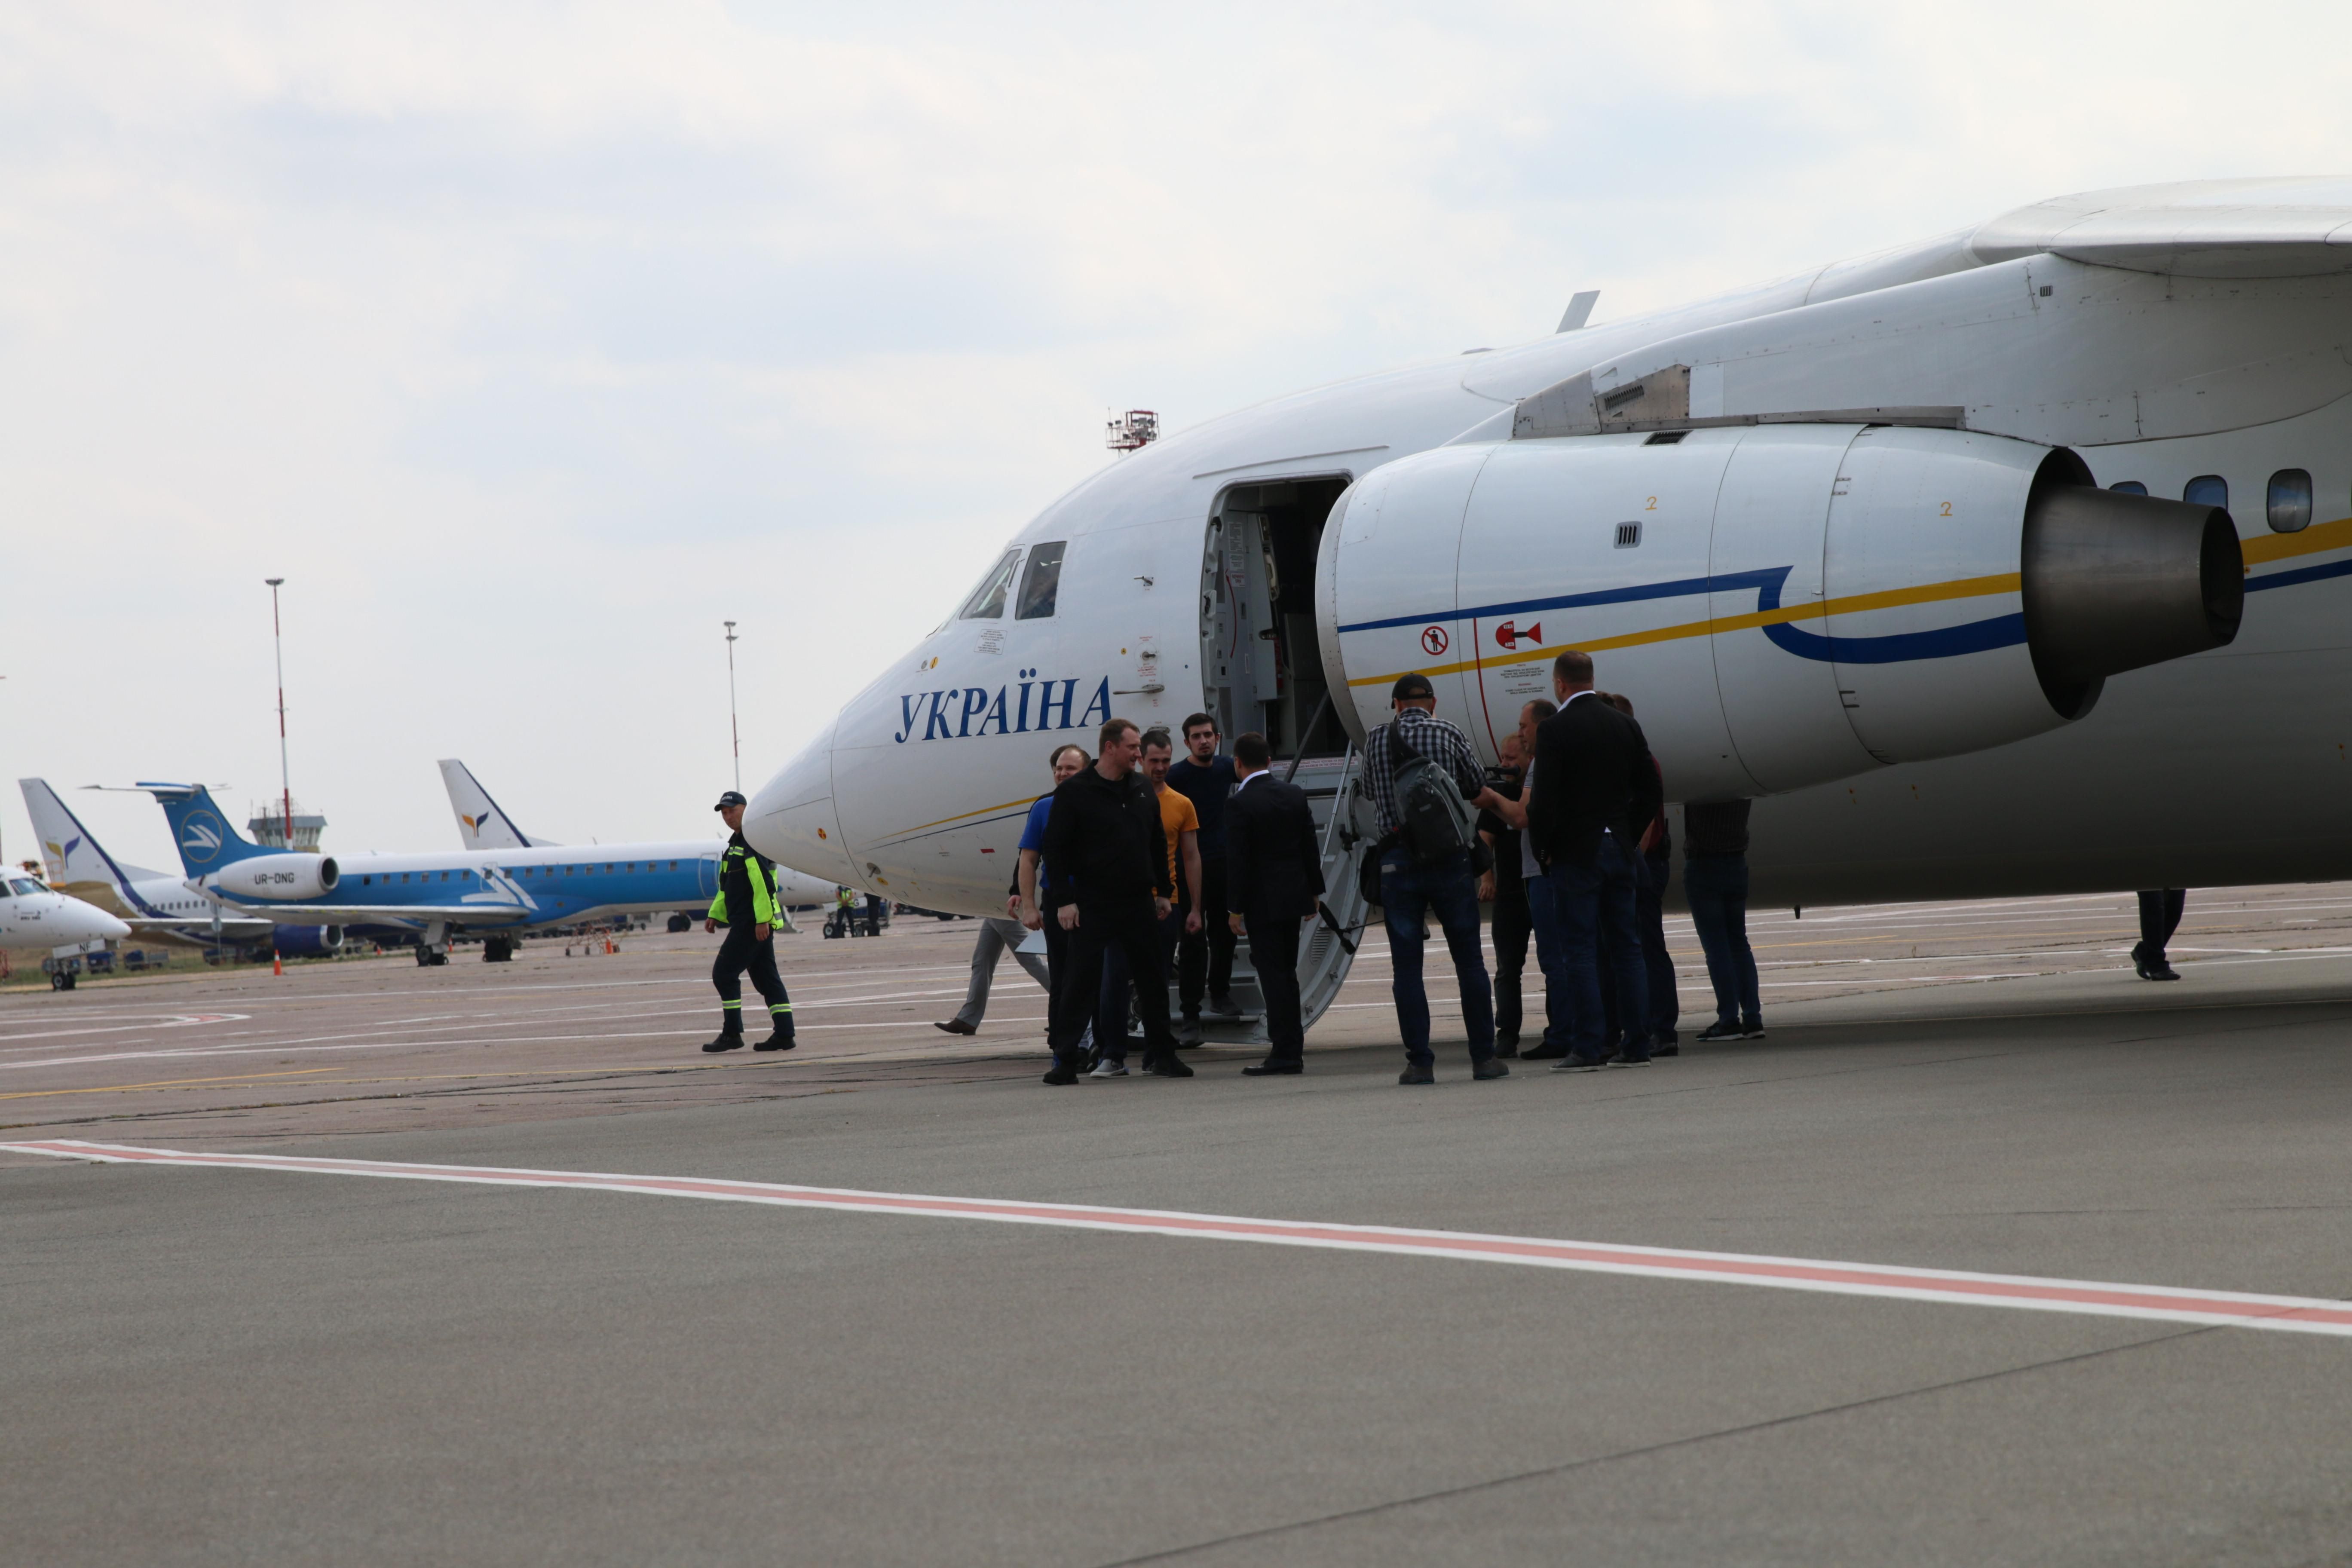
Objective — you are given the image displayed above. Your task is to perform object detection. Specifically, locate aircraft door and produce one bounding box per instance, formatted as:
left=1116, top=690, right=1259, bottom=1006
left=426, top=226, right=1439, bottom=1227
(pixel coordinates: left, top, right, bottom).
left=1707, top=426, right=1878, bottom=793
left=1206, top=509, right=1280, bottom=743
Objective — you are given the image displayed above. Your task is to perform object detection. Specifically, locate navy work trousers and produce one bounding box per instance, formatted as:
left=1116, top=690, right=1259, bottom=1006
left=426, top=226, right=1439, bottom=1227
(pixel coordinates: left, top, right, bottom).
left=712, top=924, right=791, bottom=1033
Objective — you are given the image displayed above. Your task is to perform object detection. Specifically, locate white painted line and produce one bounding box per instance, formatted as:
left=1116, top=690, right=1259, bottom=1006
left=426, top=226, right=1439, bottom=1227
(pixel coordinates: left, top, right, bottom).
left=12, top=1140, right=2352, bottom=1338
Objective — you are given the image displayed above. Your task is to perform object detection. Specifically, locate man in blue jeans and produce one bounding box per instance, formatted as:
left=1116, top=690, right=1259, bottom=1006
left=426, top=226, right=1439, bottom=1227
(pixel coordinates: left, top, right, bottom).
left=1522, top=650, right=1664, bottom=1071
left=1364, top=674, right=1513, bottom=1085
left=1682, top=798, right=1763, bottom=1041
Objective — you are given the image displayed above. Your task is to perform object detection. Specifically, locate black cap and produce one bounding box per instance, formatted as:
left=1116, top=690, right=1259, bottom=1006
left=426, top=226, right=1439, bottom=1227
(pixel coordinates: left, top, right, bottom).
left=714, top=790, right=748, bottom=810
left=1390, top=673, right=1436, bottom=702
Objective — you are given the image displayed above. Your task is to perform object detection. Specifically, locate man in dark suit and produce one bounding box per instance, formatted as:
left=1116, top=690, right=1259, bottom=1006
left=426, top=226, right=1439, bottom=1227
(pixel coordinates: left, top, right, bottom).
left=1223, top=731, right=1326, bottom=1076
left=1524, top=649, right=1664, bottom=1070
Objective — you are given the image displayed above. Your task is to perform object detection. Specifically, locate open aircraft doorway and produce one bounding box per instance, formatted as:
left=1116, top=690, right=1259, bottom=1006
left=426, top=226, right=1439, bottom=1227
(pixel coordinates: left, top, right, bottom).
left=1201, top=475, right=1353, bottom=761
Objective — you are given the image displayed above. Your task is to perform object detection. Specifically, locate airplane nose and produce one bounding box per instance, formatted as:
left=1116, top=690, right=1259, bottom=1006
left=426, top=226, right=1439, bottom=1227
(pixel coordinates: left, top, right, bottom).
left=746, top=722, right=858, bottom=886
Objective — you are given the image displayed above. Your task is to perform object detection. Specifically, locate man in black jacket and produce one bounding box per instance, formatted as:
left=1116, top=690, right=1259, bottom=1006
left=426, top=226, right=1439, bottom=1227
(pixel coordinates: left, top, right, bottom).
left=1524, top=649, right=1663, bottom=1070
left=1223, top=731, right=1326, bottom=1076
left=1039, top=717, right=1189, bottom=1084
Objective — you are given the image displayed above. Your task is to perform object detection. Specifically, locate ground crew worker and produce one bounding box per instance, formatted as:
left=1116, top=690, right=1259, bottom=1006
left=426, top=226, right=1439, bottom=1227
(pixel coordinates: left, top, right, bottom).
left=834, top=884, right=856, bottom=938
left=702, top=790, right=795, bottom=1053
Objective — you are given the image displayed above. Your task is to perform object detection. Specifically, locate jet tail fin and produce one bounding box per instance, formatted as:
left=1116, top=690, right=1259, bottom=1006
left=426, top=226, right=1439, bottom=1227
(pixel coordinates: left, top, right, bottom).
left=18, top=779, right=144, bottom=908
left=141, top=784, right=271, bottom=876
left=437, top=759, right=543, bottom=851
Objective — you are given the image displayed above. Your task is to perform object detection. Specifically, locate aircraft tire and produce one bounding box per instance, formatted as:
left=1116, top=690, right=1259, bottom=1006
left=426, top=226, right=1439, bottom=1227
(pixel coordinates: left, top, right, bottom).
left=50, top=971, right=75, bottom=991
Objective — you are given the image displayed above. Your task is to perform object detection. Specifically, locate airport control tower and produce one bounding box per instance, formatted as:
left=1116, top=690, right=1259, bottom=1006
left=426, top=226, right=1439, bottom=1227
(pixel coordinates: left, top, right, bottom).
left=248, top=797, right=328, bottom=852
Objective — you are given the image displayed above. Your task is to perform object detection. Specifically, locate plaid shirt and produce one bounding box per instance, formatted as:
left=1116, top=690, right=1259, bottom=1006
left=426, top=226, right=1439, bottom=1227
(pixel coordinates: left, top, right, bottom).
left=1363, top=707, right=1485, bottom=836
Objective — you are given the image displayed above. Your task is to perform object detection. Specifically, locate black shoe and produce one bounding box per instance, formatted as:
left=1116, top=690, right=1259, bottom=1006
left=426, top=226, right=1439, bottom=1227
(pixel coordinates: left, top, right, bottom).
left=1204, top=994, right=1245, bottom=1021
left=1176, top=1014, right=1204, bottom=1046
left=1473, top=1058, right=1510, bottom=1081
left=702, top=1031, right=747, bottom=1053
left=1551, top=1053, right=1608, bottom=1072
left=1042, top=1061, right=1081, bottom=1086
left=1694, top=1021, right=1743, bottom=1044
left=1740, top=1020, right=1766, bottom=1038
left=753, top=1030, right=796, bottom=1052
left=1492, top=1038, right=1519, bottom=1060
left=1521, top=1043, right=1570, bottom=1060
left=1145, top=1051, right=1194, bottom=1078
left=1607, top=1050, right=1653, bottom=1068
left=1242, top=1059, right=1303, bottom=1076
left=1398, top=1064, right=1435, bottom=1085
left=1651, top=1035, right=1679, bottom=1058
left=934, top=1018, right=977, bottom=1035
left=2136, top=959, right=2180, bottom=982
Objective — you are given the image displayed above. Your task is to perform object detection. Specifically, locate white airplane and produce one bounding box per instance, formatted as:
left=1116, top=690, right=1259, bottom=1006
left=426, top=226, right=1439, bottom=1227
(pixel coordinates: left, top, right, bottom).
left=20, top=778, right=342, bottom=958
left=0, top=868, right=132, bottom=988
left=437, top=757, right=833, bottom=910
left=746, top=176, right=2352, bottom=1031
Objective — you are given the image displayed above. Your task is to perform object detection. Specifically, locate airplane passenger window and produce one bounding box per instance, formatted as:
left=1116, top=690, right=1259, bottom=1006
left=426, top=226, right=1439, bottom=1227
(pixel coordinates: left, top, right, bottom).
left=2109, top=481, right=2148, bottom=495
left=2184, top=475, right=2229, bottom=508
left=958, top=550, right=1022, bottom=619
left=2267, top=469, right=2313, bottom=533
left=1016, top=542, right=1067, bottom=620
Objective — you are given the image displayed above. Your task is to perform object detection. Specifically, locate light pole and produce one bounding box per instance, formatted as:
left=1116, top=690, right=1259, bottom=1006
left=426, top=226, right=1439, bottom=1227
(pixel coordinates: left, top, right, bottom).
left=265, top=578, right=293, bottom=850
left=724, top=620, right=741, bottom=793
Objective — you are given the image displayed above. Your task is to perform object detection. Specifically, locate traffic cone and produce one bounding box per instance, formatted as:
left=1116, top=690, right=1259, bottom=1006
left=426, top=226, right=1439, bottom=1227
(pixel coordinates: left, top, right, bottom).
left=273, top=950, right=283, bottom=976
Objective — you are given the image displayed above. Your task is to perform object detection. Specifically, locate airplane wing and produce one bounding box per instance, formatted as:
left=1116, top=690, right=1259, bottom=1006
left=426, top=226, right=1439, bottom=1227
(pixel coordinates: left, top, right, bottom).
left=210, top=902, right=534, bottom=927
left=125, top=917, right=276, bottom=939
left=1969, top=178, right=2352, bottom=278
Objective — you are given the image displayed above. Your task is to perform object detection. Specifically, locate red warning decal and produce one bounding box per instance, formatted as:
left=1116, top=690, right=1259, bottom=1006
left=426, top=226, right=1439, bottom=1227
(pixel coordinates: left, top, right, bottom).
left=1420, top=625, right=1450, bottom=656
left=1494, top=619, right=1542, bottom=651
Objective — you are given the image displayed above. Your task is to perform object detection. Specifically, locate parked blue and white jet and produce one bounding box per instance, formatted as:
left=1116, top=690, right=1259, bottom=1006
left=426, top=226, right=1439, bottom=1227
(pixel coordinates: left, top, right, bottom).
left=137, top=783, right=735, bottom=966
left=437, top=757, right=833, bottom=909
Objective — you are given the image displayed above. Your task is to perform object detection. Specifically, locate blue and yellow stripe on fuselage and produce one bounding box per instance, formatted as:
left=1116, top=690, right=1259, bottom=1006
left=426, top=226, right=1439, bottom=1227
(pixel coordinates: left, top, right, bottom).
left=1341, top=514, right=2352, bottom=691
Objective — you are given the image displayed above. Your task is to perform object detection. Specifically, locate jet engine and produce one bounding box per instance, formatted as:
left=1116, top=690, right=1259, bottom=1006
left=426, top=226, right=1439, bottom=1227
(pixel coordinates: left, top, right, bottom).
left=208, top=854, right=340, bottom=902
left=1315, top=423, right=2242, bottom=798
left=271, top=924, right=344, bottom=956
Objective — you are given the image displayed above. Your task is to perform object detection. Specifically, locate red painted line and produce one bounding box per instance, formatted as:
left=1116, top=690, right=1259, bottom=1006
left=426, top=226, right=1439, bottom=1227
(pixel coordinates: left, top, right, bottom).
left=13, top=1138, right=2352, bottom=1336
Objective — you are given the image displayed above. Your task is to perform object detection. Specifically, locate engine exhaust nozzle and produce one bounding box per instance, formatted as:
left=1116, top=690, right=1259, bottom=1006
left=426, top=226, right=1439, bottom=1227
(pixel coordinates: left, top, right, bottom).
left=2021, top=483, right=2244, bottom=718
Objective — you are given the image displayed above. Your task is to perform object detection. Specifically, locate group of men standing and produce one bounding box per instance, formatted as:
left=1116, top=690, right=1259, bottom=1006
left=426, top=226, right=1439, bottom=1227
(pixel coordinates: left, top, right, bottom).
left=1366, top=652, right=1762, bottom=1081
left=934, top=713, right=1326, bottom=1084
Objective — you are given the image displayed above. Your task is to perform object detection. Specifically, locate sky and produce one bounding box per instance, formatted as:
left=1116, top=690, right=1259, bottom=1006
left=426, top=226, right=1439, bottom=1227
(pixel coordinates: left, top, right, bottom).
left=6, top=0, right=2352, bottom=871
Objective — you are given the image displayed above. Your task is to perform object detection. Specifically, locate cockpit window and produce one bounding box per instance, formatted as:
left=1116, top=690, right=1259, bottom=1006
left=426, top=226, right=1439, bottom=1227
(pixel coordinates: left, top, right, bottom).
left=7, top=877, right=41, bottom=896
left=957, top=550, right=1022, bottom=620
left=1016, top=541, right=1067, bottom=620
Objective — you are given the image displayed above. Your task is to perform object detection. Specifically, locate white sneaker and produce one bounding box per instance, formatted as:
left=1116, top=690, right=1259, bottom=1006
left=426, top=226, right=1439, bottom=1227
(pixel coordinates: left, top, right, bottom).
left=1089, top=1058, right=1129, bottom=1078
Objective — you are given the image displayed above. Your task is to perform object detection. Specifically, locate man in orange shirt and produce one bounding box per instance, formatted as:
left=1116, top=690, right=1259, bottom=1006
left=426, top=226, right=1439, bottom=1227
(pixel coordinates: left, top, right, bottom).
left=1092, top=729, right=1204, bottom=1073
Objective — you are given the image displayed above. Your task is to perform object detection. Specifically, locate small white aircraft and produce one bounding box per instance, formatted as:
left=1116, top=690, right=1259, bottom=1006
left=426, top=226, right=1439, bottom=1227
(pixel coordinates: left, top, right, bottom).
left=0, top=869, right=132, bottom=988
left=746, top=176, right=2352, bottom=1032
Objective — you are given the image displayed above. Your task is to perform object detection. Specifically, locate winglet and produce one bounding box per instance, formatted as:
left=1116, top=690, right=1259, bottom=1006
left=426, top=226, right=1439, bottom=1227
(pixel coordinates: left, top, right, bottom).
left=1556, top=290, right=1600, bottom=333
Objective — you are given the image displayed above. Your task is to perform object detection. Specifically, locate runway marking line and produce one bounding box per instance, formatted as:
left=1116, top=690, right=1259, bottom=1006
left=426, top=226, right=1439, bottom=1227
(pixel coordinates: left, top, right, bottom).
left=12, top=1139, right=2352, bottom=1338
left=0, top=1069, right=343, bottom=1101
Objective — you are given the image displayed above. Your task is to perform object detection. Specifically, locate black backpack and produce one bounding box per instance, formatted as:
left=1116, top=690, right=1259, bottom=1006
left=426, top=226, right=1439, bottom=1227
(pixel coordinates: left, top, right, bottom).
left=1386, top=721, right=1479, bottom=866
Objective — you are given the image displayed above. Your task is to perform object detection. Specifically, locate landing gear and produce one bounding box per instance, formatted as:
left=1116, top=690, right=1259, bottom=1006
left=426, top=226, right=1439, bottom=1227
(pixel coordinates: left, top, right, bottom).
left=666, top=913, right=692, bottom=934
left=49, top=970, right=75, bottom=991
left=482, top=935, right=515, bottom=963
left=413, top=946, right=449, bottom=968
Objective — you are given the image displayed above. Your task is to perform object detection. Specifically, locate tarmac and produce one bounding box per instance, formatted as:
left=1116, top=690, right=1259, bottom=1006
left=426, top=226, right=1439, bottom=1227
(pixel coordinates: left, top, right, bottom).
left=8, top=887, right=2352, bottom=1565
